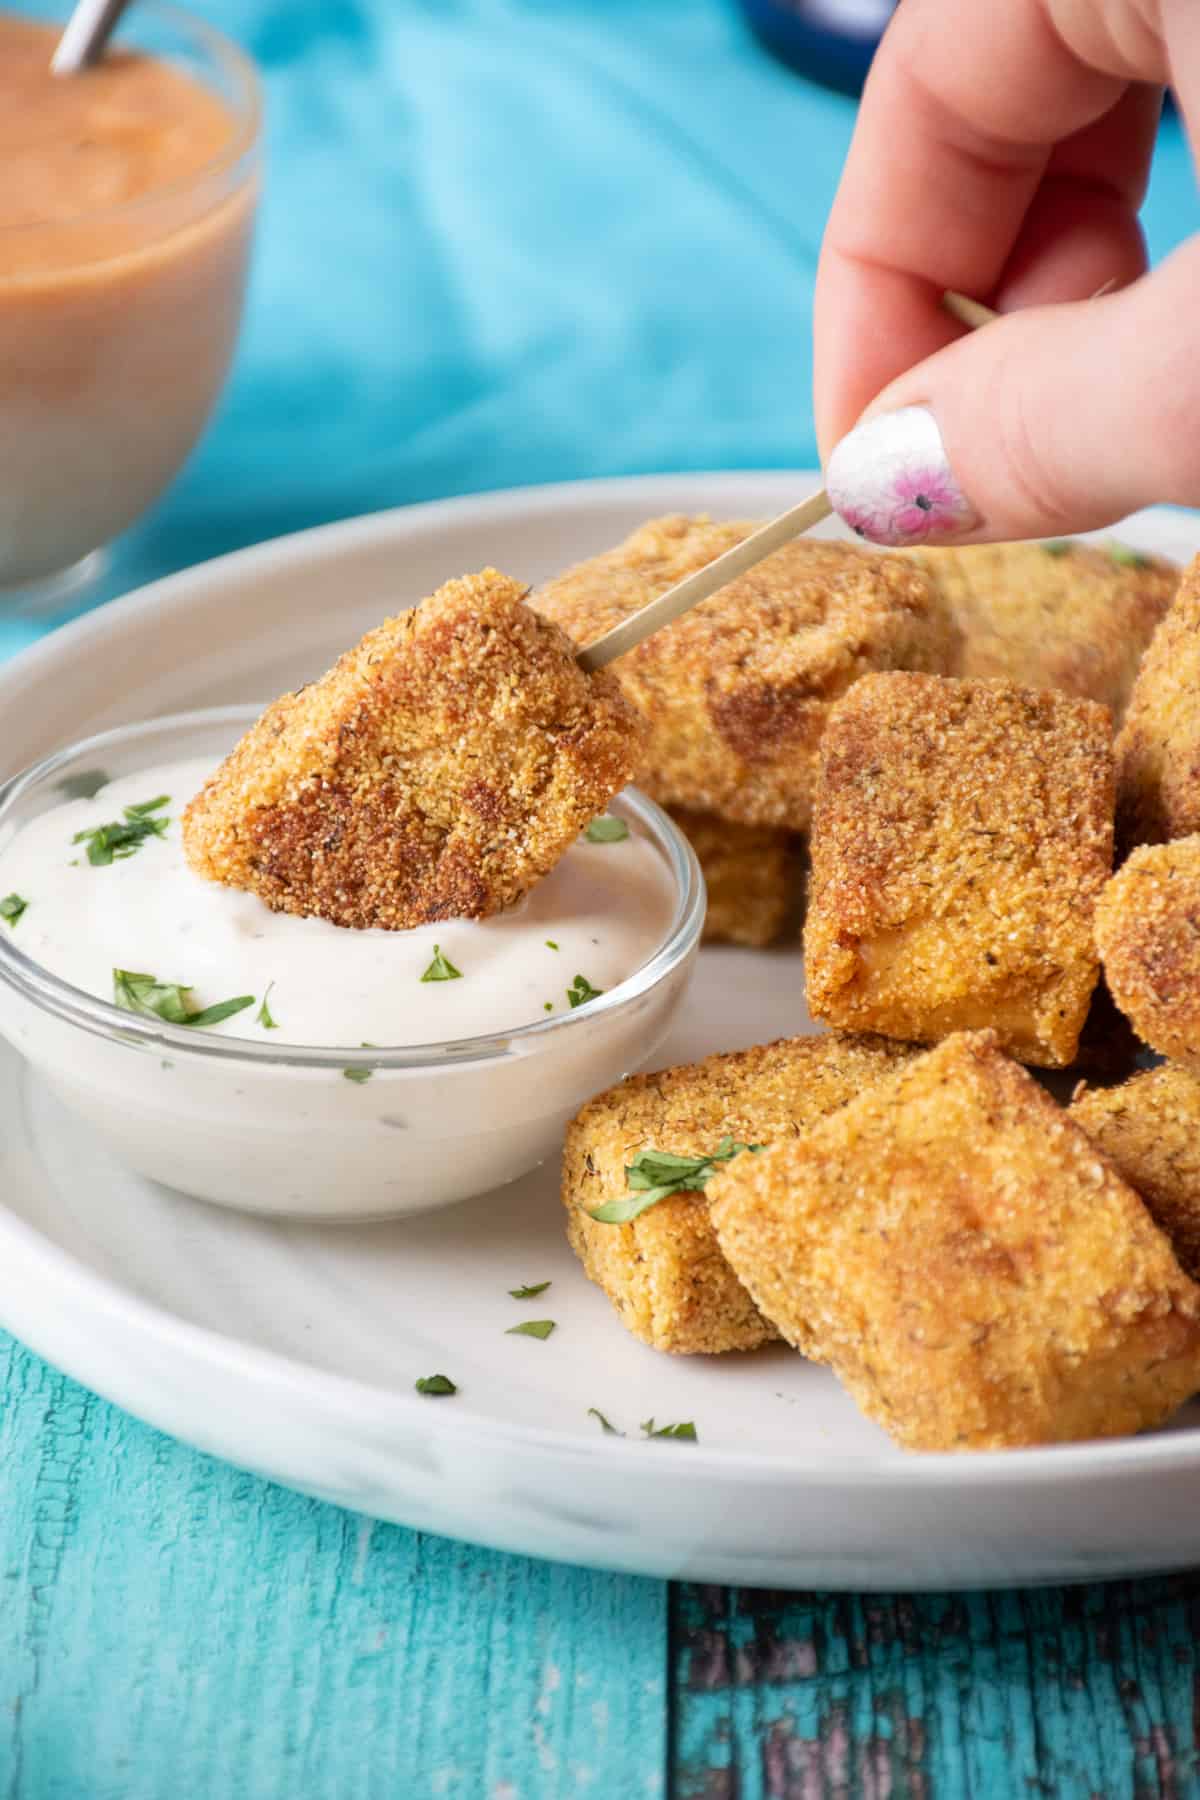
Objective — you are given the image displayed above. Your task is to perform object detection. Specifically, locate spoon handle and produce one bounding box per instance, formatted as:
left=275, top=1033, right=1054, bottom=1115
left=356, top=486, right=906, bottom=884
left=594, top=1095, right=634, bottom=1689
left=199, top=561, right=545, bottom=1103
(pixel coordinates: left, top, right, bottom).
left=51, top=0, right=132, bottom=74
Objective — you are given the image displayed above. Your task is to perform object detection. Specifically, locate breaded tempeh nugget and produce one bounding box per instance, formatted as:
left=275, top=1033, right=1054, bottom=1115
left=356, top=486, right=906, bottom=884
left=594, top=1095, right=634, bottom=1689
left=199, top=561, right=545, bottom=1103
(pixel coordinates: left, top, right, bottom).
left=708, top=1032, right=1200, bottom=1451
left=667, top=806, right=801, bottom=948
left=1096, top=835, right=1200, bottom=1073
left=1116, top=553, right=1200, bottom=847
left=910, top=539, right=1176, bottom=723
left=804, top=673, right=1114, bottom=1068
left=535, top=516, right=956, bottom=830
left=183, top=569, right=645, bottom=931
left=1071, top=1065, right=1200, bottom=1282
left=563, top=1033, right=916, bottom=1354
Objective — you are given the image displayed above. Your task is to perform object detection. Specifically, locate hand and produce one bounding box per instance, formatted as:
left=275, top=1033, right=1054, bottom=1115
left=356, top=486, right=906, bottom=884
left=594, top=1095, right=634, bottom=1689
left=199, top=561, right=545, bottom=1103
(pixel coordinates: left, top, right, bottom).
left=813, top=0, right=1200, bottom=545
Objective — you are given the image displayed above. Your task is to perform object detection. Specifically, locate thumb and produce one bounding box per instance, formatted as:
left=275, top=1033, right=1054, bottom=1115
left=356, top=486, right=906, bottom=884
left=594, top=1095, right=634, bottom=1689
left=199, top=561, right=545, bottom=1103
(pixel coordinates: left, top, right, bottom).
left=822, top=240, right=1200, bottom=547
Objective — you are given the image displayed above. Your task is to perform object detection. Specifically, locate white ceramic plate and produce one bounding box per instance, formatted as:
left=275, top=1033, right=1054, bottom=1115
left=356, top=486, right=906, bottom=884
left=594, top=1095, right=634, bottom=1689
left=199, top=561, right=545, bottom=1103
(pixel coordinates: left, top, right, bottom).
left=2, top=473, right=1199, bottom=1591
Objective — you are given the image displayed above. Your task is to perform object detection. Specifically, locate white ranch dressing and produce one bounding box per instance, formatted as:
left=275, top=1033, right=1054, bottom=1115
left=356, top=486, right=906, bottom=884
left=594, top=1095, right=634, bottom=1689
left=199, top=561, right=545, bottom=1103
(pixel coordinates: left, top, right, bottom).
left=0, top=757, right=678, bottom=1047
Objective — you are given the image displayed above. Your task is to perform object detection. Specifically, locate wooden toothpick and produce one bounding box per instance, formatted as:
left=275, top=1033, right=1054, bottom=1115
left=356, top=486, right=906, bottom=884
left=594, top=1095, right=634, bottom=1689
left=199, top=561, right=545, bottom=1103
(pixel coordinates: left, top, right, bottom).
left=577, top=289, right=998, bottom=672
left=576, top=489, right=833, bottom=672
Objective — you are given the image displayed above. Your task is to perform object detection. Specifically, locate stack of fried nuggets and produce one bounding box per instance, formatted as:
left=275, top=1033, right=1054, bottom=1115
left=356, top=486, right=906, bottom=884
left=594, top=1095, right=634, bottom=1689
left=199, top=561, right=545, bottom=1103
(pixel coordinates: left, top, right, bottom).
left=565, top=541, right=1200, bottom=1450
left=536, top=515, right=958, bottom=946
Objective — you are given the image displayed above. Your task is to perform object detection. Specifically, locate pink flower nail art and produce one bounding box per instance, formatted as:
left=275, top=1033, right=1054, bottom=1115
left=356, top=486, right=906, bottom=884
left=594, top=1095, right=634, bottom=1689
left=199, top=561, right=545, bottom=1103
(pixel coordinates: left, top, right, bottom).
left=826, top=406, right=980, bottom=547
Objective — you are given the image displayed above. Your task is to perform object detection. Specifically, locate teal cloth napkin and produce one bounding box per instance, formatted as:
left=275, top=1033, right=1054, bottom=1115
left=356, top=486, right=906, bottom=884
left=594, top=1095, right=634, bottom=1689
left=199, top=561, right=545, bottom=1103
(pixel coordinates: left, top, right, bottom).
left=2, top=0, right=1197, bottom=665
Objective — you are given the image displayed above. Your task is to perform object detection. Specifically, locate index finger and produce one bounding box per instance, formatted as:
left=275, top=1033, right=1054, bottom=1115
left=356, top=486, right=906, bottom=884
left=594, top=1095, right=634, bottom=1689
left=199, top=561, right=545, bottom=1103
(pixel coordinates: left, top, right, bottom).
left=813, top=0, right=1152, bottom=452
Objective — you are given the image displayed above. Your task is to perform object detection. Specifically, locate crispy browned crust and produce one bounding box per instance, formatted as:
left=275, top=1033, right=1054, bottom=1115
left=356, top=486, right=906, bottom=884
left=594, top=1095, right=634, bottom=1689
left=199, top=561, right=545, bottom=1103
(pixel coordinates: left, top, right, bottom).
left=182, top=569, right=646, bottom=930
left=1116, top=554, right=1200, bottom=848
left=709, top=1031, right=1200, bottom=1451
left=1096, top=835, right=1200, bottom=1073
left=535, top=516, right=957, bottom=830
left=667, top=806, right=801, bottom=947
left=910, top=539, right=1176, bottom=723
left=562, top=1032, right=917, bottom=1354
left=1071, top=1065, right=1200, bottom=1282
left=803, top=673, right=1114, bottom=1068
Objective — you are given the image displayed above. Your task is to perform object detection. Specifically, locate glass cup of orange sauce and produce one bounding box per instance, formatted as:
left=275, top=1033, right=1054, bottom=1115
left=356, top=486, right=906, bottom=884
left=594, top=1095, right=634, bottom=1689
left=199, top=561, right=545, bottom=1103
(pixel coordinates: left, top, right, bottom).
left=0, top=3, right=261, bottom=608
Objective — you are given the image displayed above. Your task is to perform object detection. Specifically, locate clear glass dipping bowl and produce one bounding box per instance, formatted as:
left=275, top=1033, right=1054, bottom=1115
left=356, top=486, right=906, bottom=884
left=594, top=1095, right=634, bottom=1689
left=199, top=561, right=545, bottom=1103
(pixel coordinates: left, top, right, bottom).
left=0, top=708, right=705, bottom=1220
left=0, top=3, right=262, bottom=610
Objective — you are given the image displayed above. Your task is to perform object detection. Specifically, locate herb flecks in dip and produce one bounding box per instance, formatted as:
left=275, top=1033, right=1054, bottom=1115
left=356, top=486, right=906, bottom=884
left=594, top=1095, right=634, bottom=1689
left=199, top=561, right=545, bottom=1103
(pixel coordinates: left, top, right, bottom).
left=0, top=759, right=676, bottom=1047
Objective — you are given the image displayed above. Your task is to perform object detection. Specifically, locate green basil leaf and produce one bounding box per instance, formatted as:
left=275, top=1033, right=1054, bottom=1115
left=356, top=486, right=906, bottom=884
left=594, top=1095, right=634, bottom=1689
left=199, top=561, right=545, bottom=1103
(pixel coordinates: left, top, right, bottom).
left=112, top=969, right=253, bottom=1030
left=585, top=816, right=629, bottom=843
left=421, top=944, right=462, bottom=983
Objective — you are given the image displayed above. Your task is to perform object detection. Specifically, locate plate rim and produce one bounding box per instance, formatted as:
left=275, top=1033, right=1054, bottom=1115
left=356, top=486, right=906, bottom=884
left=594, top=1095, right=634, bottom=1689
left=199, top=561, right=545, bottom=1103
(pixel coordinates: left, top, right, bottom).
left=2, top=471, right=1199, bottom=1491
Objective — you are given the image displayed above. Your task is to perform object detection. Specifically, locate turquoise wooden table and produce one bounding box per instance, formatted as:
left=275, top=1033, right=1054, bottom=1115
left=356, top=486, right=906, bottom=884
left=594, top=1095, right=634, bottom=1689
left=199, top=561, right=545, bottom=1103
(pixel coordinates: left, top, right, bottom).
left=3, top=4, right=1200, bottom=1794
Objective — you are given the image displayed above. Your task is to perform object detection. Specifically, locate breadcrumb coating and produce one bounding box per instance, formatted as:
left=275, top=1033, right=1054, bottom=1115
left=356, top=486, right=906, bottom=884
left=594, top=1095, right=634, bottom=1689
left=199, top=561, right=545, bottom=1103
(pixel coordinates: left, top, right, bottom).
left=562, top=1033, right=916, bottom=1354
left=1071, top=1065, right=1200, bottom=1282
left=910, top=539, right=1175, bottom=723
left=804, top=673, right=1114, bottom=1068
left=1096, top=835, right=1200, bottom=1073
left=709, top=1032, right=1200, bottom=1451
left=183, top=569, right=646, bottom=930
left=535, top=515, right=957, bottom=829
left=667, top=806, right=801, bottom=948
left=1116, top=553, right=1200, bottom=847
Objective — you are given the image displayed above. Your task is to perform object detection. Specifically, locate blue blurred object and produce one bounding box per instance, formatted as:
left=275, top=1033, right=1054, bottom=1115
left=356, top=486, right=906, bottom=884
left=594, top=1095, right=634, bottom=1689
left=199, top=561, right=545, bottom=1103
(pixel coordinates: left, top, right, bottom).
left=0, top=0, right=1195, bottom=671
left=734, top=0, right=895, bottom=94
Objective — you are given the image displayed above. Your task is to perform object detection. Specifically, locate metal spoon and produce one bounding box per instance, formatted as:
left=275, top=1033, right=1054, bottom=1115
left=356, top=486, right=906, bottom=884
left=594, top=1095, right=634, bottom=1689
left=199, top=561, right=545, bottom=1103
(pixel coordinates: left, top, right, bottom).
left=51, top=0, right=132, bottom=74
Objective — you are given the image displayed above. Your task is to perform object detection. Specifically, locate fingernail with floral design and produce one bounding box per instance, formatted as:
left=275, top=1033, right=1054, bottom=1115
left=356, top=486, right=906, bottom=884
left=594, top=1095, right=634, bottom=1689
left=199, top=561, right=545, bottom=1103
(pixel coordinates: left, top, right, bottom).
left=825, top=406, right=980, bottom=547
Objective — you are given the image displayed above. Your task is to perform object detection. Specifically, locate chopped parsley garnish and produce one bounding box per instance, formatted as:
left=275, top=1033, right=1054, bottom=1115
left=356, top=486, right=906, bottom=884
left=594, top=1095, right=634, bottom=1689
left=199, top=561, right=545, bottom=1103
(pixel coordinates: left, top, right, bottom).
left=585, top=816, right=629, bottom=844
left=505, top=1319, right=556, bottom=1340
left=256, top=982, right=279, bottom=1030
left=567, top=973, right=603, bottom=1009
left=641, top=1419, right=697, bottom=1441
left=1108, top=541, right=1150, bottom=568
left=415, top=1374, right=457, bottom=1396
left=1041, top=540, right=1072, bottom=558
left=589, top=1137, right=763, bottom=1224
left=509, top=1281, right=551, bottom=1299
left=545, top=939, right=559, bottom=951
left=56, top=768, right=110, bottom=801
left=0, top=893, right=28, bottom=927
left=343, top=1065, right=372, bottom=1084
left=112, top=969, right=254, bottom=1029
left=74, top=794, right=170, bottom=866
left=588, top=1408, right=622, bottom=1435
left=543, top=1002, right=554, bottom=1013
left=420, top=944, right=462, bottom=983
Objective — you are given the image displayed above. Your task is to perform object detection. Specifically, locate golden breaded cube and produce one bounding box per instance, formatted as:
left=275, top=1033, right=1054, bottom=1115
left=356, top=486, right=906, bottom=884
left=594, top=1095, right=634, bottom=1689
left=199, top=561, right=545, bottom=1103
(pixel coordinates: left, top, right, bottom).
left=184, top=569, right=645, bottom=930
left=535, top=515, right=956, bottom=830
left=910, top=539, right=1175, bottom=723
left=804, top=673, right=1114, bottom=1068
left=562, top=1033, right=916, bottom=1354
left=708, top=1032, right=1200, bottom=1451
left=1071, top=1066, right=1200, bottom=1282
left=1116, top=553, right=1200, bottom=847
left=1096, top=835, right=1200, bottom=1073
left=667, top=807, right=801, bottom=948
